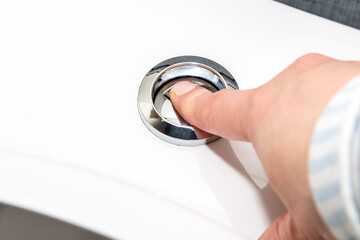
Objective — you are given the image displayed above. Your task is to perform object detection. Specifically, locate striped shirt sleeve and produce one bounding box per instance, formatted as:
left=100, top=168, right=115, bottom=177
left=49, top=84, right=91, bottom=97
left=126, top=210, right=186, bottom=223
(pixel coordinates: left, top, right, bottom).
left=309, top=75, right=360, bottom=240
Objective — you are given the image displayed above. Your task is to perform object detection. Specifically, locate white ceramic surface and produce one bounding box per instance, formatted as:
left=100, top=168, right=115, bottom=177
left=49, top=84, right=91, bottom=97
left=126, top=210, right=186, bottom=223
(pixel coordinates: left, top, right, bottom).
left=0, top=0, right=359, bottom=239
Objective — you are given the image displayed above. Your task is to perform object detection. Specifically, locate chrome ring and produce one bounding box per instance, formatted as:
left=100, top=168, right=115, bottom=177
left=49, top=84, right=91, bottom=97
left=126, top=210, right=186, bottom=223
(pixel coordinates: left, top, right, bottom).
left=137, top=56, right=239, bottom=146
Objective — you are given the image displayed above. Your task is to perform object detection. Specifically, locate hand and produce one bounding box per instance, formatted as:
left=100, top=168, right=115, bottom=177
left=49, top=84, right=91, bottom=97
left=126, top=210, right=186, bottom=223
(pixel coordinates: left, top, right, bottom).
left=170, top=53, right=360, bottom=239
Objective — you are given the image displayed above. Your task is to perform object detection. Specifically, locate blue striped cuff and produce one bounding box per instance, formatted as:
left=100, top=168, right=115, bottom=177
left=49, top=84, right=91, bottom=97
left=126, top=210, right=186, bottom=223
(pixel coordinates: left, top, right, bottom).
left=309, top=75, right=360, bottom=240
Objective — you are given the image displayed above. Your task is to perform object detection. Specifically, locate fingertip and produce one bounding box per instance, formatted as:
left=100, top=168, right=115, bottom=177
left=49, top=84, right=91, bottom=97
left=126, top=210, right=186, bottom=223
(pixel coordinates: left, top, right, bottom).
left=169, top=81, right=211, bottom=130
left=170, top=81, right=196, bottom=98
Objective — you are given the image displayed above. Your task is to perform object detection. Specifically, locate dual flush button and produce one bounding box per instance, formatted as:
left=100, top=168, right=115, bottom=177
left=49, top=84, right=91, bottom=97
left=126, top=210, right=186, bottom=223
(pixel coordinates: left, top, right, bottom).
left=137, top=56, right=239, bottom=146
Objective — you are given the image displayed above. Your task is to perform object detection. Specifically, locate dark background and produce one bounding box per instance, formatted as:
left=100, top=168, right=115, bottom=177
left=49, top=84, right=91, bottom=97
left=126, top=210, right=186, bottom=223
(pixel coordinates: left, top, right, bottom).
left=275, top=0, right=360, bottom=29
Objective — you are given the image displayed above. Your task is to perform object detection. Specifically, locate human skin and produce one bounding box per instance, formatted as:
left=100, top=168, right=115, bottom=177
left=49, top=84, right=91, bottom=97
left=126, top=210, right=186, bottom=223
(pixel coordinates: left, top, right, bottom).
left=169, top=53, right=360, bottom=239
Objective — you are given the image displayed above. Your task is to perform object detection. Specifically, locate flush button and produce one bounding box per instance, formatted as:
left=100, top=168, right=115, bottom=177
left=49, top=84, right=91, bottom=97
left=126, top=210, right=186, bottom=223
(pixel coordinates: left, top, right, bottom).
left=137, top=56, right=239, bottom=146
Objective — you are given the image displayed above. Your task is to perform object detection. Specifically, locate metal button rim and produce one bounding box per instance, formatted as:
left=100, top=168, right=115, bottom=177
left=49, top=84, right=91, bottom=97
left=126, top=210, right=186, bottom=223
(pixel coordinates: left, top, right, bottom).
left=137, top=56, right=239, bottom=146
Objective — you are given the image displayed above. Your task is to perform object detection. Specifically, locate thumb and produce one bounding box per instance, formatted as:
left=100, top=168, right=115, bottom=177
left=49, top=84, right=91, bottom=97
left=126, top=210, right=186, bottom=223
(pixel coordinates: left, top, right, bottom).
left=260, top=212, right=301, bottom=240
left=169, top=81, right=255, bottom=141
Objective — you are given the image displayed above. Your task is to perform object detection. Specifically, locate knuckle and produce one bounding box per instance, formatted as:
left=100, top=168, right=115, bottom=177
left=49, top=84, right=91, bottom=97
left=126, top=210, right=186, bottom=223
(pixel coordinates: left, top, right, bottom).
left=291, top=53, right=330, bottom=69
left=202, top=91, right=222, bottom=125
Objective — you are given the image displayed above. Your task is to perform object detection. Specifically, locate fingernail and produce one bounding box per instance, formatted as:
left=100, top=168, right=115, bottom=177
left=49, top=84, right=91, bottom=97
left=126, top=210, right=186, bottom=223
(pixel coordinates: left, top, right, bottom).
left=171, top=81, right=196, bottom=96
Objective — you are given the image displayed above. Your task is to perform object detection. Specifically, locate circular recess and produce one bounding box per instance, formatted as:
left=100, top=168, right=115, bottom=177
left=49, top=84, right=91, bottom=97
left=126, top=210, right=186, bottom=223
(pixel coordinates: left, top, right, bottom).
left=137, top=56, right=239, bottom=146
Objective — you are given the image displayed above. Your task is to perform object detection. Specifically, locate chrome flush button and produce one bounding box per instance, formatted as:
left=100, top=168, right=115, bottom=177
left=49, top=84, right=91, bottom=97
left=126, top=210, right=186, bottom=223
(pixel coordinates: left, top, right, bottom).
left=137, top=56, right=239, bottom=146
